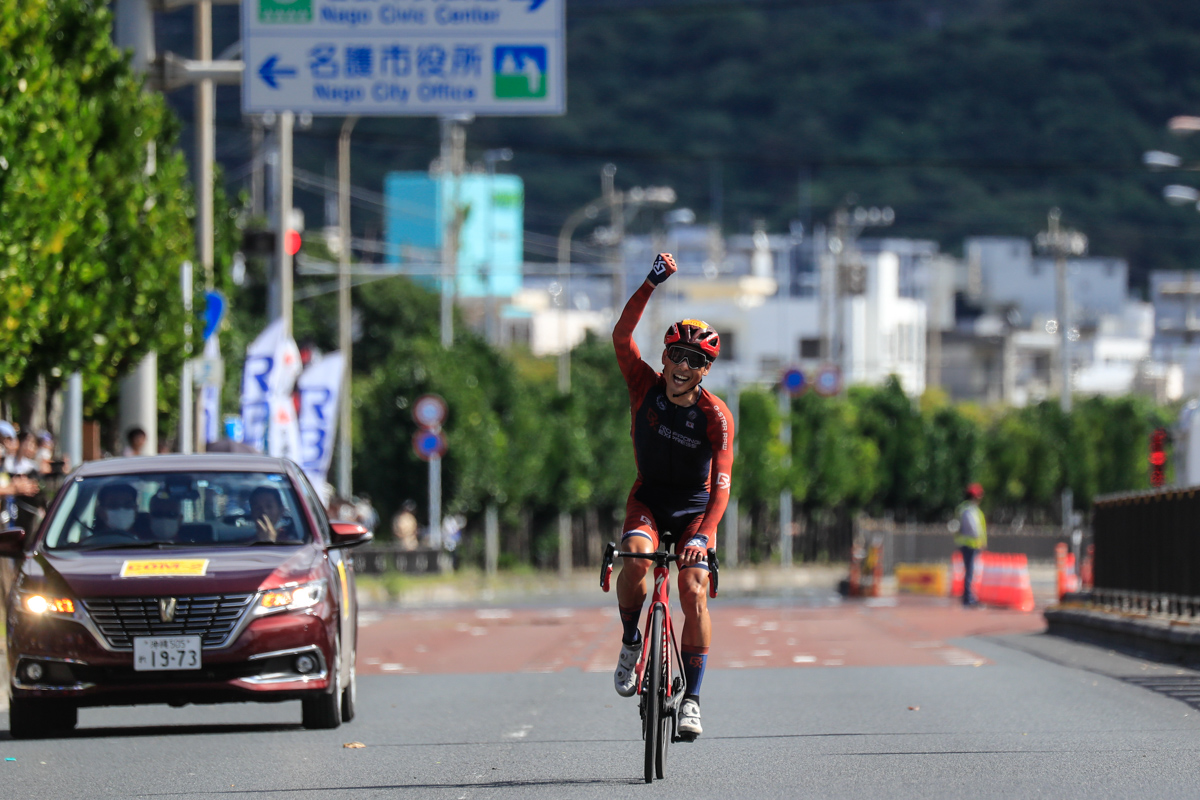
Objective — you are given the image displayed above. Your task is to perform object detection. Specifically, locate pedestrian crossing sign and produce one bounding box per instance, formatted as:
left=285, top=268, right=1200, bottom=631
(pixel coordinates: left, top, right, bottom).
left=494, top=46, right=548, bottom=99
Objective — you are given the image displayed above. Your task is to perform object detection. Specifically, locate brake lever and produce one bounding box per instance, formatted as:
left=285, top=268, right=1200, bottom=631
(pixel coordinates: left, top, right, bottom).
left=707, top=548, right=719, bottom=598
left=600, top=541, right=616, bottom=592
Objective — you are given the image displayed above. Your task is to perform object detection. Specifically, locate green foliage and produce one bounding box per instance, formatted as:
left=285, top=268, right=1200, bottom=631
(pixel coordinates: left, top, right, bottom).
left=0, top=0, right=195, bottom=409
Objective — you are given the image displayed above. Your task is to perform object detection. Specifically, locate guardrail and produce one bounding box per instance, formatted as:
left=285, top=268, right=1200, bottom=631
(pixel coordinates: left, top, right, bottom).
left=1092, top=486, right=1200, bottom=596
left=351, top=547, right=453, bottom=575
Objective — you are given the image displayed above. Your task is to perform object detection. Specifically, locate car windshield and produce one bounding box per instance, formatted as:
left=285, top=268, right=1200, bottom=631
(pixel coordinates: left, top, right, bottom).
left=43, top=472, right=312, bottom=550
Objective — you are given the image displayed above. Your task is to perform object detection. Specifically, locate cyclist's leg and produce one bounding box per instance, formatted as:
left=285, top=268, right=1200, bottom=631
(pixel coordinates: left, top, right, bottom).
left=674, top=516, right=710, bottom=735
left=616, top=491, right=660, bottom=638
left=614, top=492, right=659, bottom=697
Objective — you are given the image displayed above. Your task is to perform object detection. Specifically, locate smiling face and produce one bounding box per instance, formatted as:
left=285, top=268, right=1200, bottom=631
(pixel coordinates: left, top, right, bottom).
left=661, top=347, right=712, bottom=406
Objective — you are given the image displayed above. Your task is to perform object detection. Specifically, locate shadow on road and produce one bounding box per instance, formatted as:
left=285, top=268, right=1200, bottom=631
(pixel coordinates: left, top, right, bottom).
left=0, top=721, right=302, bottom=741
left=132, top=778, right=641, bottom=796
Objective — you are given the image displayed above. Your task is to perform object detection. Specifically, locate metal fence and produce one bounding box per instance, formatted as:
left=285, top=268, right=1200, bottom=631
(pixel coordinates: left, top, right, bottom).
left=351, top=547, right=452, bottom=575
left=1093, top=487, right=1200, bottom=596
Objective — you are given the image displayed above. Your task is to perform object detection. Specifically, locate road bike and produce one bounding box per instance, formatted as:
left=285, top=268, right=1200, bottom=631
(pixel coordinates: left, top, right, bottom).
left=600, top=541, right=719, bottom=783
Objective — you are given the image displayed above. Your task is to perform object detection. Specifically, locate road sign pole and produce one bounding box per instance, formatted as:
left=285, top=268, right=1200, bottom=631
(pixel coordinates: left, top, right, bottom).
left=337, top=115, right=358, bottom=499
left=276, top=111, right=294, bottom=334
left=180, top=260, right=194, bottom=454
left=429, top=455, right=442, bottom=549
left=779, top=385, right=793, bottom=568
left=485, top=502, right=499, bottom=577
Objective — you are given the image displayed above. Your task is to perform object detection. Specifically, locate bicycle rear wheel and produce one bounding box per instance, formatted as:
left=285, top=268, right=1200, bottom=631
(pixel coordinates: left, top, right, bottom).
left=643, top=604, right=664, bottom=784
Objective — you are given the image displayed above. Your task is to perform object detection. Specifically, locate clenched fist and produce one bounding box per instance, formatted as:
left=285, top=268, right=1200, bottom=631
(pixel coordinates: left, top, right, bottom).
left=647, top=253, right=677, bottom=286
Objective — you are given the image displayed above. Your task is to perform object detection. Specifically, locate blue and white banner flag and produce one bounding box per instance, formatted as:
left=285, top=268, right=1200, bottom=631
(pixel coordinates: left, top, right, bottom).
left=240, top=319, right=303, bottom=459
left=297, top=351, right=344, bottom=487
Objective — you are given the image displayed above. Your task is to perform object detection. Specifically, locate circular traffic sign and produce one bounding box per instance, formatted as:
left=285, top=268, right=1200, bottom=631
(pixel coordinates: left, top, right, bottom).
left=412, top=429, right=447, bottom=462
left=814, top=365, right=842, bottom=397
left=412, top=394, right=448, bottom=429
left=782, top=368, right=807, bottom=396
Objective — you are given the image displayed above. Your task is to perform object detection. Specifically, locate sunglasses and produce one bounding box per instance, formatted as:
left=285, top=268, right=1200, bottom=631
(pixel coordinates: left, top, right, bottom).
left=666, top=346, right=710, bottom=370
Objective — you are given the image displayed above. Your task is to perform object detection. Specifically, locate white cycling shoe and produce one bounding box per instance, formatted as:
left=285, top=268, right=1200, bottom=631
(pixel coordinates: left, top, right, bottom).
left=614, top=639, right=641, bottom=697
left=678, top=699, right=702, bottom=738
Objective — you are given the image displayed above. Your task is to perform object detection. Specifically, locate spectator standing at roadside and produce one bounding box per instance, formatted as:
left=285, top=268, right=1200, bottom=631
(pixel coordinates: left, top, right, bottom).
left=122, top=427, right=147, bottom=457
left=0, top=422, right=38, bottom=527
left=954, top=483, right=987, bottom=607
left=393, top=500, right=419, bottom=550
left=7, top=431, right=46, bottom=533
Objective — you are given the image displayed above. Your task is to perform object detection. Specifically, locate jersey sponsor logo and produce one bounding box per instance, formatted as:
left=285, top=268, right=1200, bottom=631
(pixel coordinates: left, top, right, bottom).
left=658, top=425, right=700, bottom=448
left=716, top=472, right=731, bottom=490
left=713, top=405, right=729, bottom=450
left=686, top=420, right=694, bottom=429
left=640, top=515, right=653, bottom=527
left=647, top=409, right=659, bottom=428
left=656, top=394, right=667, bottom=411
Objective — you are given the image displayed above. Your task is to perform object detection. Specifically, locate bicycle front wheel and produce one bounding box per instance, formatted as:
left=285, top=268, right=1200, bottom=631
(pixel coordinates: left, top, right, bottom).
left=643, top=604, right=664, bottom=784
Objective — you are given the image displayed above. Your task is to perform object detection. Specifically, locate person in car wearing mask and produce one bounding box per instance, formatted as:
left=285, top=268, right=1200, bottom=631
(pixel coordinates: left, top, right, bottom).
left=138, top=493, right=182, bottom=542
left=93, top=483, right=139, bottom=536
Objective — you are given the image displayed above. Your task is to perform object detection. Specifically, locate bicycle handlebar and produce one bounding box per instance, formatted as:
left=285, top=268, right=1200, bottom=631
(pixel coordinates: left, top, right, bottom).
left=600, top=542, right=719, bottom=598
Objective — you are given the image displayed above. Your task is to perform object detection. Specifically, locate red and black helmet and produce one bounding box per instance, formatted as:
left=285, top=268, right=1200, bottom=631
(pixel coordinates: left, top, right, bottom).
left=664, top=319, right=721, bottom=361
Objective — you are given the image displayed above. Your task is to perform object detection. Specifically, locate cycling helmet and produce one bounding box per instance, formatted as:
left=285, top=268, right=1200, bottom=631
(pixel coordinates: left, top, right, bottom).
left=664, top=319, right=721, bottom=361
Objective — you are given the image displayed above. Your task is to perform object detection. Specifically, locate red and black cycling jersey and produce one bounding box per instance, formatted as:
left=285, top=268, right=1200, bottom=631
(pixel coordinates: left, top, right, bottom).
left=613, top=281, right=734, bottom=550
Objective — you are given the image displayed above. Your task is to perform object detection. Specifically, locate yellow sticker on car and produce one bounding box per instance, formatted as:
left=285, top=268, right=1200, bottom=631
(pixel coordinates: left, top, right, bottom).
left=120, top=559, right=210, bottom=578
left=337, top=559, right=350, bottom=620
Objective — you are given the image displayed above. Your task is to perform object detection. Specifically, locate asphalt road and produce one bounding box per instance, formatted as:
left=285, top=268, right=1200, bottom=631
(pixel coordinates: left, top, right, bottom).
left=4, top=597, right=1200, bottom=799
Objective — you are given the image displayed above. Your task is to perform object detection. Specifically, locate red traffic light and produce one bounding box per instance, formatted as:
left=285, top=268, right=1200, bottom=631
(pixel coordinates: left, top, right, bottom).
left=284, top=229, right=302, bottom=256
left=1150, top=427, right=1168, bottom=487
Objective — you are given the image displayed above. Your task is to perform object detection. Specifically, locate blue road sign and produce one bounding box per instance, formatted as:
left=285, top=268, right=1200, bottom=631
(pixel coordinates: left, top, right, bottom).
left=242, top=0, right=565, bottom=116
left=413, top=429, right=447, bottom=461
left=203, top=291, right=226, bottom=341
left=814, top=365, right=842, bottom=397
left=782, top=368, right=807, bottom=395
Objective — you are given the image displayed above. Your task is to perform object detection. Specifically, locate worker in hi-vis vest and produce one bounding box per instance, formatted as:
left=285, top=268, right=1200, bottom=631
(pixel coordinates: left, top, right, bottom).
left=954, top=483, right=987, bottom=607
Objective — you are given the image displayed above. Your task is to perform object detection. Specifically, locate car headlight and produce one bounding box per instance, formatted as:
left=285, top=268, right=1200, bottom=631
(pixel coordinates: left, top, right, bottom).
left=19, top=592, right=76, bottom=616
left=254, top=580, right=325, bottom=616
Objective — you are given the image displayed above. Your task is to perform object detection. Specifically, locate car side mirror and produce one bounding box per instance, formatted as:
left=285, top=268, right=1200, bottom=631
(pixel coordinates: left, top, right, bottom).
left=0, top=528, right=26, bottom=558
left=329, top=521, right=373, bottom=549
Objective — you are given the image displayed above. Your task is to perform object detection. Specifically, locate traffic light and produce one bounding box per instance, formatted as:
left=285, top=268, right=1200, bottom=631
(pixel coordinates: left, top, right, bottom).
left=1150, top=427, right=1168, bottom=488
left=284, top=229, right=302, bottom=256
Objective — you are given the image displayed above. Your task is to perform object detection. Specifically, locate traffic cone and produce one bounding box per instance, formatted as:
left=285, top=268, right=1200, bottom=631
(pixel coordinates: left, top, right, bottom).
left=951, top=550, right=964, bottom=598
left=1012, top=553, right=1035, bottom=612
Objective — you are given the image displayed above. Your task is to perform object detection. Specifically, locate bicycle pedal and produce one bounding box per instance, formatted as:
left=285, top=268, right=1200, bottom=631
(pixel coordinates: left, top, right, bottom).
left=676, top=732, right=698, bottom=743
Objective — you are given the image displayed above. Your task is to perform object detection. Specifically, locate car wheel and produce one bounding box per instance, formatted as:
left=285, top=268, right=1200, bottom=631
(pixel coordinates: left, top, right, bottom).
left=9, top=697, right=77, bottom=739
left=341, top=654, right=357, bottom=723
left=301, top=649, right=342, bottom=730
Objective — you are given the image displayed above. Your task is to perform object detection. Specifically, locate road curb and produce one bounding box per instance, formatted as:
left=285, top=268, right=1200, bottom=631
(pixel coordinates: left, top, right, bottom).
left=1045, top=604, right=1200, bottom=665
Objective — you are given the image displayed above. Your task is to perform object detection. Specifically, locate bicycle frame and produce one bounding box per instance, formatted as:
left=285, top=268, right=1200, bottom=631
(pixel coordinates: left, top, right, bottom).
left=600, top=543, right=720, bottom=748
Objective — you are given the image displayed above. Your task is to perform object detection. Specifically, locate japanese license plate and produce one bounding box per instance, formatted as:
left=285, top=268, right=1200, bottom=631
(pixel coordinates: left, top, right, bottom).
left=133, top=636, right=202, bottom=671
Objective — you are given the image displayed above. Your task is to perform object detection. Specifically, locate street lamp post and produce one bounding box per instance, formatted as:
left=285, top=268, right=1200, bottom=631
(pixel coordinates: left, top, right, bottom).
left=483, top=148, right=513, bottom=347
left=555, top=176, right=676, bottom=394
left=1035, top=207, right=1087, bottom=544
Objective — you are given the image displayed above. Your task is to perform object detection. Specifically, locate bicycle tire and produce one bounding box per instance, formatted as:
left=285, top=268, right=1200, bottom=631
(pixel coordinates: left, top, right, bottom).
left=644, top=604, right=664, bottom=784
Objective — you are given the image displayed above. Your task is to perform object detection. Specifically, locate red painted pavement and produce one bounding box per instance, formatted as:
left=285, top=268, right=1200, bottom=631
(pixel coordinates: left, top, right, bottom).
left=356, top=597, right=1047, bottom=676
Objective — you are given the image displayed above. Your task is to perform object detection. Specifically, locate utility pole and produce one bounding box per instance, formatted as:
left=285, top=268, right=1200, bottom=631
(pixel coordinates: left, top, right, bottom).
left=438, top=114, right=471, bottom=348
left=1035, top=208, right=1087, bottom=543
left=337, top=116, right=358, bottom=499
left=180, top=260, right=194, bottom=454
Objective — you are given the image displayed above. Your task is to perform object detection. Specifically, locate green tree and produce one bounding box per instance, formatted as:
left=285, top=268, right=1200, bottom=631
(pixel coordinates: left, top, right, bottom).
left=0, top=0, right=195, bottom=411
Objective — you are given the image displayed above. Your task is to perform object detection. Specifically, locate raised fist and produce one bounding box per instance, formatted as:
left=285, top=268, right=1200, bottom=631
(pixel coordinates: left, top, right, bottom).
left=647, top=253, right=677, bottom=286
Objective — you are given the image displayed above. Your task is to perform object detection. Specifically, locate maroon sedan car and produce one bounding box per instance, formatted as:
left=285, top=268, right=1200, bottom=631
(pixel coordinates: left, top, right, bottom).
left=0, top=455, right=373, bottom=738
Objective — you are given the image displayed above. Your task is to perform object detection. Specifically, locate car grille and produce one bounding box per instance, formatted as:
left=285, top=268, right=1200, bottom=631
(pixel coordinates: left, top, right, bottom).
left=81, top=594, right=256, bottom=650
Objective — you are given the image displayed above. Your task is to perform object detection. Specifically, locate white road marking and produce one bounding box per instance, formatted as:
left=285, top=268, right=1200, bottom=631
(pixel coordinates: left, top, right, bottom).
left=792, top=655, right=816, bottom=663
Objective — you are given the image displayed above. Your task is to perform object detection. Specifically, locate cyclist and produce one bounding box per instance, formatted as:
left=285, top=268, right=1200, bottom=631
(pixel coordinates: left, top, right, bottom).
left=611, top=253, right=734, bottom=739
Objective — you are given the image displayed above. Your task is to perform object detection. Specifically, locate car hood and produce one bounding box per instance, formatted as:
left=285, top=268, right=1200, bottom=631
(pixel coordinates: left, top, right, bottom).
left=28, top=546, right=324, bottom=598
